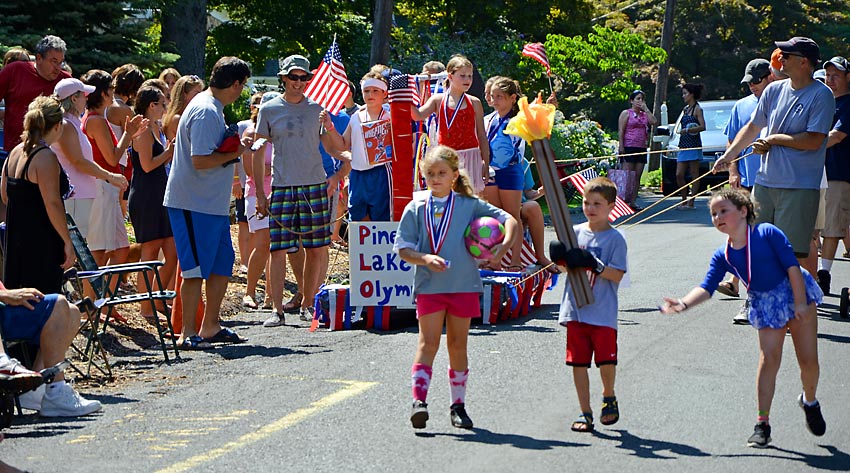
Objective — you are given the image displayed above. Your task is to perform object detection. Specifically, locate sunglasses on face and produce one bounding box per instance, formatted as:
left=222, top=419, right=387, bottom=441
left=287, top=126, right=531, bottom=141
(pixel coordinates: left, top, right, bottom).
left=749, top=76, right=767, bottom=85
left=286, top=73, right=310, bottom=82
left=780, top=51, right=805, bottom=60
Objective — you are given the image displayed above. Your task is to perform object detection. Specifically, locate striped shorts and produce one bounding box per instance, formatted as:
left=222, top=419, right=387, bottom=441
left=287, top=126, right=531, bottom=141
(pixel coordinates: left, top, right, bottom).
left=269, top=183, right=332, bottom=251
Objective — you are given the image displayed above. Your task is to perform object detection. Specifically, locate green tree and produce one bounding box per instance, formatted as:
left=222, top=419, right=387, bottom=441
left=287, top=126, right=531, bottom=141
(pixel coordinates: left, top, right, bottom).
left=544, top=26, right=666, bottom=106
left=206, top=0, right=372, bottom=78
left=0, top=0, right=172, bottom=76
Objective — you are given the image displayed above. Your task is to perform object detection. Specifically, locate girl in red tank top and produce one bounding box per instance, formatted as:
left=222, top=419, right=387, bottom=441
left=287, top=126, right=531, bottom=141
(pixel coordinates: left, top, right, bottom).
left=412, top=56, right=489, bottom=195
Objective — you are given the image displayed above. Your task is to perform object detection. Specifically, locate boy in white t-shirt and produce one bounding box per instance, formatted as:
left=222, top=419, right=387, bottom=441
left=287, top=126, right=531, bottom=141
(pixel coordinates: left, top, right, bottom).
left=323, top=71, right=393, bottom=221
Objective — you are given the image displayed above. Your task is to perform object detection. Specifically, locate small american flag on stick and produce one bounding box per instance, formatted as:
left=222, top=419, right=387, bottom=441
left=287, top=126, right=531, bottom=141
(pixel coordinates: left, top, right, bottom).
left=565, top=167, right=634, bottom=221
left=304, top=38, right=351, bottom=114
left=388, top=73, right=421, bottom=106
left=522, top=43, right=551, bottom=76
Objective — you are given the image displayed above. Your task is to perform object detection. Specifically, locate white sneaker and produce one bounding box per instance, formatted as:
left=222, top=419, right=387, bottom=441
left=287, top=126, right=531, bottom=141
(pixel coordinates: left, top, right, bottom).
left=262, top=312, right=285, bottom=328
left=18, top=384, right=45, bottom=411
left=40, top=382, right=102, bottom=417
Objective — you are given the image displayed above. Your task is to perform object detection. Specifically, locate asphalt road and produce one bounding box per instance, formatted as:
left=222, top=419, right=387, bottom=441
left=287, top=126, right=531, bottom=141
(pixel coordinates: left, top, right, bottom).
left=3, top=194, right=850, bottom=472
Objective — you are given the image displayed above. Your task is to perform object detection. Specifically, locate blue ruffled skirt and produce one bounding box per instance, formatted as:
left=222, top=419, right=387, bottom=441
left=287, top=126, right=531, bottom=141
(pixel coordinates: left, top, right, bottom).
left=747, top=269, right=823, bottom=329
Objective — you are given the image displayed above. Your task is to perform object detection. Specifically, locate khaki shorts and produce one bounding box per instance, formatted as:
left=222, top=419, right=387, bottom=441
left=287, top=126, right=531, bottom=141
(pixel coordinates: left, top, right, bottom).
left=752, top=184, right=819, bottom=256
left=65, top=198, right=94, bottom=240
left=823, top=181, right=850, bottom=238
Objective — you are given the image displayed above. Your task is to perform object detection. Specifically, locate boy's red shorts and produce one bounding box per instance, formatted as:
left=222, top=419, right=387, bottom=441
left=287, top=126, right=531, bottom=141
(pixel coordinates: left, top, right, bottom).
left=565, top=321, right=618, bottom=367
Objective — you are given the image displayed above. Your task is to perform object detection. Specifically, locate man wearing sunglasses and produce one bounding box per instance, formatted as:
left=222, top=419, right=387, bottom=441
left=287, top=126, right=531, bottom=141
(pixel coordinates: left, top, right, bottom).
left=816, top=56, right=850, bottom=295
left=715, top=36, right=834, bottom=272
left=254, top=55, right=340, bottom=327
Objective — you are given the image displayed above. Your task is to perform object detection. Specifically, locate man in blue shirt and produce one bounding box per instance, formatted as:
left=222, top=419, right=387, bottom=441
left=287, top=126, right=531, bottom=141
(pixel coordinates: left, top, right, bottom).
left=816, top=56, right=850, bottom=294
left=716, top=37, right=834, bottom=275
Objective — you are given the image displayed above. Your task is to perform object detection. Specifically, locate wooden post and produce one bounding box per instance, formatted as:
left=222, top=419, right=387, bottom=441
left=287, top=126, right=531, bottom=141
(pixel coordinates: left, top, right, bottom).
left=531, top=139, right=594, bottom=307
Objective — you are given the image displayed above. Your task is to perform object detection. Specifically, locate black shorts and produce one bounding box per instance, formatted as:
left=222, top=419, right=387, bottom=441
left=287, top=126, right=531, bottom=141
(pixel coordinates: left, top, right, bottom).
left=621, top=147, right=647, bottom=164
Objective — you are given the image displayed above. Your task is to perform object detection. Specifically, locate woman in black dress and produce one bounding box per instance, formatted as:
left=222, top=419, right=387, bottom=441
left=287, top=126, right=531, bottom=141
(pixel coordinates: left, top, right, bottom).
left=128, top=86, right=175, bottom=322
left=1, top=96, right=75, bottom=293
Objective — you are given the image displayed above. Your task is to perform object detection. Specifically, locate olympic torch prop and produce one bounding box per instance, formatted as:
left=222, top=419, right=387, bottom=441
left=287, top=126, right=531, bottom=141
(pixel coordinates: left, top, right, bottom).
left=505, top=94, right=593, bottom=307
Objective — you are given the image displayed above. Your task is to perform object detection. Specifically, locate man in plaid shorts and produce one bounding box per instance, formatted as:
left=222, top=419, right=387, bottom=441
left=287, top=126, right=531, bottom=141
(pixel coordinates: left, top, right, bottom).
left=254, top=55, right=343, bottom=326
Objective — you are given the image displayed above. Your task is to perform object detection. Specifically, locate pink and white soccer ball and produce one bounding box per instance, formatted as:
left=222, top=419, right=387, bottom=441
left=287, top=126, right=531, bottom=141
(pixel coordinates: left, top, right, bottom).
left=464, top=216, right=506, bottom=260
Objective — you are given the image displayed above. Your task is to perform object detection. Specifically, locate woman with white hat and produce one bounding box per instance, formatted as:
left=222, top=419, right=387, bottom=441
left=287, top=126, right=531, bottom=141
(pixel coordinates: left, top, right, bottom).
left=51, top=77, right=128, bottom=240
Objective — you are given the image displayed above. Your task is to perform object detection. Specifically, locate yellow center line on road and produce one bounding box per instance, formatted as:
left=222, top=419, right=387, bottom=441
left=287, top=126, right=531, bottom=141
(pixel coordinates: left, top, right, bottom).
left=155, top=380, right=377, bottom=473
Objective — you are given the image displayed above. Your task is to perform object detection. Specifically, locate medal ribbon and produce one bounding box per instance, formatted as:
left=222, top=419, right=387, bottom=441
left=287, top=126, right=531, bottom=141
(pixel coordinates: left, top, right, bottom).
left=725, top=225, right=751, bottom=289
left=442, top=94, right=465, bottom=131
left=426, top=191, right=454, bottom=254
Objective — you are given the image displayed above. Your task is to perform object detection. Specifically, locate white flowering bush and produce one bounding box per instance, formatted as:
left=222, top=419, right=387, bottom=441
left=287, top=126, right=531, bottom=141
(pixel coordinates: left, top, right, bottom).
left=548, top=111, right=617, bottom=175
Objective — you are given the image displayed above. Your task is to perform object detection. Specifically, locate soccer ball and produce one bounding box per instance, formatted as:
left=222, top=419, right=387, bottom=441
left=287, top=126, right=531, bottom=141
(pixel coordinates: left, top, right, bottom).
left=464, top=216, right=505, bottom=260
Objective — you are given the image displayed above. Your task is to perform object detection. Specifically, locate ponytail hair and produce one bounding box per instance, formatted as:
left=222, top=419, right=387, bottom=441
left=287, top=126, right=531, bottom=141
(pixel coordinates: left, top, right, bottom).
left=22, top=95, right=64, bottom=154
left=446, top=55, right=473, bottom=74
left=420, top=145, right=475, bottom=198
left=491, top=76, right=523, bottom=117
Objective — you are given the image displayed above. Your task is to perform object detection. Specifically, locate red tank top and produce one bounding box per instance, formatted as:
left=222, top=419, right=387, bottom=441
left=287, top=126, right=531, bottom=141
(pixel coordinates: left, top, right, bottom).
left=437, top=94, right=479, bottom=150
left=82, top=111, right=120, bottom=173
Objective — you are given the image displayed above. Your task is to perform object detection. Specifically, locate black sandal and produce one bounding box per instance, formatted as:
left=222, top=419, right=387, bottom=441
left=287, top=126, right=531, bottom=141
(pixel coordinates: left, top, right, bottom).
left=600, top=396, right=620, bottom=425
left=570, top=412, right=594, bottom=432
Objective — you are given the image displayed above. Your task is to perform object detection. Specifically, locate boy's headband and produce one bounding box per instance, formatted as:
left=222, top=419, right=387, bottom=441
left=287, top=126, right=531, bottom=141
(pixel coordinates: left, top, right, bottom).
left=361, top=78, right=388, bottom=92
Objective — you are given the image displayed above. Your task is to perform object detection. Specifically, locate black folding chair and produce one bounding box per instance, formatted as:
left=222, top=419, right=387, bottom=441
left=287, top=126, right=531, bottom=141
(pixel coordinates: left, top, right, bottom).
left=65, top=214, right=180, bottom=379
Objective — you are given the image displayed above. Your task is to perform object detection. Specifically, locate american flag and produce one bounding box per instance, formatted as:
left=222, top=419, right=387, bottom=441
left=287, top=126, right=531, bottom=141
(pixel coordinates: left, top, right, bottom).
left=388, top=73, right=421, bottom=106
left=304, top=39, right=351, bottom=115
left=522, top=43, right=551, bottom=76
left=565, top=167, right=634, bottom=221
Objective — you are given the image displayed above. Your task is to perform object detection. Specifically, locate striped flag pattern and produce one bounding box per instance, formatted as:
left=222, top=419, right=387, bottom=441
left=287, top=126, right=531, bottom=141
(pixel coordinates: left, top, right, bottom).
left=565, top=167, right=634, bottom=221
left=388, top=73, right=421, bottom=106
left=522, top=43, right=551, bottom=76
left=304, top=39, right=351, bottom=115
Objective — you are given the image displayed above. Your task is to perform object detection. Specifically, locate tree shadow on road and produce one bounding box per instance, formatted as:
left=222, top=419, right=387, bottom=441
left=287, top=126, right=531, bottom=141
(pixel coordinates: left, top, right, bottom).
left=592, top=429, right=710, bottom=459
left=717, top=444, right=850, bottom=471
left=415, top=427, right=590, bottom=450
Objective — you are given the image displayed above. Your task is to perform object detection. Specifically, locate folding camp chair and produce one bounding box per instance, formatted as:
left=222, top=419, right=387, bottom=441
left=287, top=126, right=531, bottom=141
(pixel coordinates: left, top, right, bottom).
left=65, top=214, right=180, bottom=378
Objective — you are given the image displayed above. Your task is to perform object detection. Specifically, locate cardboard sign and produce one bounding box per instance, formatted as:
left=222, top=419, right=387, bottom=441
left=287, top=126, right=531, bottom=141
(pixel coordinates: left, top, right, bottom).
left=349, top=221, right=415, bottom=307
left=361, top=117, right=393, bottom=166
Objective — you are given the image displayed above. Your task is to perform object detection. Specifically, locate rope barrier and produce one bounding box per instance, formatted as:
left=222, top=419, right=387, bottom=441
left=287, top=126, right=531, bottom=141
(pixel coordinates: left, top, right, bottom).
left=619, top=181, right=726, bottom=230
left=614, top=151, right=751, bottom=228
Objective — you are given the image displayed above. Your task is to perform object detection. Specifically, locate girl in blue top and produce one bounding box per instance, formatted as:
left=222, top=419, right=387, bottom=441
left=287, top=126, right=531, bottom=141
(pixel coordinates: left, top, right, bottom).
left=482, top=76, right=526, bottom=270
left=660, top=188, right=825, bottom=448
left=395, top=145, right=518, bottom=430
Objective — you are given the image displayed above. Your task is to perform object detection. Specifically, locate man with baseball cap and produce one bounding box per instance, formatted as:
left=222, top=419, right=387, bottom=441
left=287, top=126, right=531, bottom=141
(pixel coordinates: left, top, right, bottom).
left=254, top=54, right=341, bottom=327
left=714, top=36, right=832, bottom=447
left=716, top=58, right=775, bottom=324
left=816, top=56, right=850, bottom=294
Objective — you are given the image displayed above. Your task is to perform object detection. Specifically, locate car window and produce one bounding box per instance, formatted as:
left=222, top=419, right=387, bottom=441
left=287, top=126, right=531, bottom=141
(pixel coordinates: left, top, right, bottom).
left=702, top=105, right=732, bottom=131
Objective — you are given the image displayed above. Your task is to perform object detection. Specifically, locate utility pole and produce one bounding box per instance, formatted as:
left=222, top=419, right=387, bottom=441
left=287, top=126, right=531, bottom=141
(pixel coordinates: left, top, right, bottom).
left=370, top=0, right=393, bottom=66
left=650, top=0, right=676, bottom=170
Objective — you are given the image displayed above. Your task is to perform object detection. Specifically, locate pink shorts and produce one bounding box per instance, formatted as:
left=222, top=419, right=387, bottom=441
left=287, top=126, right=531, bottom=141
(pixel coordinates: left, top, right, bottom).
left=415, top=292, right=480, bottom=319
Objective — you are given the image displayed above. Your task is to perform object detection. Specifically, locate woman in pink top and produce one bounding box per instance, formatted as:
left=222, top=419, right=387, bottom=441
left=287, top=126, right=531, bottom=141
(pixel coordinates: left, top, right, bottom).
left=242, top=92, right=277, bottom=309
left=52, top=78, right=128, bottom=240
left=617, top=90, right=657, bottom=208
left=412, top=55, right=489, bottom=195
